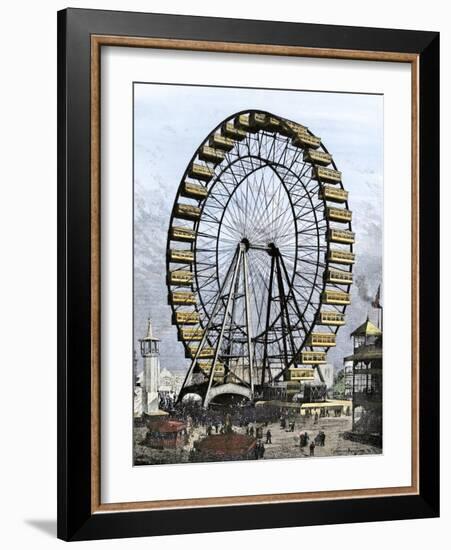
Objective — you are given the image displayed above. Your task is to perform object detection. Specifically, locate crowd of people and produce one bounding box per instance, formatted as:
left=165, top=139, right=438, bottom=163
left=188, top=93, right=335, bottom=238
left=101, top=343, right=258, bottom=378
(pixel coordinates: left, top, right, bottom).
left=197, top=413, right=330, bottom=460
left=153, top=396, right=347, bottom=461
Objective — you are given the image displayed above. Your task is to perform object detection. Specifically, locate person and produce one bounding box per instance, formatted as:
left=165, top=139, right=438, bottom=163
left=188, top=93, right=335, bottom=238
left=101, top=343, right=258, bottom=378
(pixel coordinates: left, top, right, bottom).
left=259, top=442, right=266, bottom=459
left=321, top=431, right=326, bottom=446
left=309, top=441, right=315, bottom=456
left=314, top=412, right=319, bottom=424
left=214, top=423, right=219, bottom=434
left=290, top=421, right=295, bottom=432
left=254, top=441, right=261, bottom=460
left=249, top=425, right=254, bottom=437
left=266, top=429, right=272, bottom=444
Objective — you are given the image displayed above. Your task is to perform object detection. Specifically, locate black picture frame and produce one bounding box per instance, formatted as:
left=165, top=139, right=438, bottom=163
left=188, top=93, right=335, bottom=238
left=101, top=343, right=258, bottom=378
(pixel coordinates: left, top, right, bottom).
left=57, top=8, right=439, bottom=541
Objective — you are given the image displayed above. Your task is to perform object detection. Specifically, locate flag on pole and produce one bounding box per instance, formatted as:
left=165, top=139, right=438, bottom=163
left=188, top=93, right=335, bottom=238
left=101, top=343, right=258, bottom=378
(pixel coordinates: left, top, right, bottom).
left=372, top=284, right=382, bottom=309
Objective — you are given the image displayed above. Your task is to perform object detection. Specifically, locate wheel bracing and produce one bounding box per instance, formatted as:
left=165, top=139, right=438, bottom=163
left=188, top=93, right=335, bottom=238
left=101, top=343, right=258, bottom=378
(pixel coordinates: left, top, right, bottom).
left=166, top=111, right=354, bottom=407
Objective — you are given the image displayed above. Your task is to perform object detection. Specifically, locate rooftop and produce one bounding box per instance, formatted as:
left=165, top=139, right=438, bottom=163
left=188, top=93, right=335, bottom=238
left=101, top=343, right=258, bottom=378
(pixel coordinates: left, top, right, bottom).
left=141, top=318, right=160, bottom=341
left=148, top=420, right=186, bottom=433
left=351, top=318, right=382, bottom=337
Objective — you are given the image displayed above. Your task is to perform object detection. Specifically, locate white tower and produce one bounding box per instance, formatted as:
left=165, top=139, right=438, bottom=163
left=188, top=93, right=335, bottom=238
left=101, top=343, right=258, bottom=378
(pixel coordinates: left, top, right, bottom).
left=139, top=319, right=161, bottom=415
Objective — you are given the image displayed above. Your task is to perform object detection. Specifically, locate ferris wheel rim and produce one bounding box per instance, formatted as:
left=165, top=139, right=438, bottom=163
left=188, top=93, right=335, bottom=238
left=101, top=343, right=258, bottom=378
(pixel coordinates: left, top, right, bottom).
left=165, top=109, right=355, bottom=399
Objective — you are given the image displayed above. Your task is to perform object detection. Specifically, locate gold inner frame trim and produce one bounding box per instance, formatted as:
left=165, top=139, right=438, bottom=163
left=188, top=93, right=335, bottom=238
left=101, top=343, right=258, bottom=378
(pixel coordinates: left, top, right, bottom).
left=90, top=34, right=420, bottom=514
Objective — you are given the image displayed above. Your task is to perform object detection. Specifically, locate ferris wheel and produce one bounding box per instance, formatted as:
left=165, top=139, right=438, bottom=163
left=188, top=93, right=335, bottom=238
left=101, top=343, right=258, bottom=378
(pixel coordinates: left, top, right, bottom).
left=166, top=110, right=355, bottom=407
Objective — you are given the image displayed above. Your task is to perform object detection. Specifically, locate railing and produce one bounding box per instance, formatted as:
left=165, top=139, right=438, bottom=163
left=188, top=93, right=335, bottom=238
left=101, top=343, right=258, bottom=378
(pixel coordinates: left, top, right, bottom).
left=221, top=122, right=246, bottom=140
left=308, top=333, right=336, bottom=346
left=170, top=226, right=195, bottom=242
left=301, top=351, right=327, bottom=364
left=322, top=290, right=351, bottom=304
left=175, top=311, right=199, bottom=324
left=328, top=250, right=355, bottom=265
left=326, top=207, right=352, bottom=222
left=292, top=131, right=321, bottom=148
left=174, top=204, right=201, bottom=220
left=181, top=328, right=203, bottom=340
left=303, top=149, right=332, bottom=165
left=169, top=270, right=193, bottom=285
left=319, top=311, right=345, bottom=325
left=171, top=291, right=196, bottom=305
left=198, top=146, right=225, bottom=164
left=320, top=186, right=348, bottom=202
left=189, top=163, right=214, bottom=181
left=328, top=229, right=355, bottom=244
left=169, top=249, right=195, bottom=263
left=315, top=166, right=342, bottom=182
left=182, top=181, right=208, bottom=198
left=188, top=347, right=215, bottom=358
left=326, top=268, right=353, bottom=283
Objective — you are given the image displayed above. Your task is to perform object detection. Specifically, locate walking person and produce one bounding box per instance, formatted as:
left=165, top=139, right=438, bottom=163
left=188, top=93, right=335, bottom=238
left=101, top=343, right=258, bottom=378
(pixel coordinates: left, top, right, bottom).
left=300, top=431, right=308, bottom=448
left=309, top=440, right=316, bottom=456
left=266, top=429, right=272, bottom=444
left=254, top=441, right=261, bottom=460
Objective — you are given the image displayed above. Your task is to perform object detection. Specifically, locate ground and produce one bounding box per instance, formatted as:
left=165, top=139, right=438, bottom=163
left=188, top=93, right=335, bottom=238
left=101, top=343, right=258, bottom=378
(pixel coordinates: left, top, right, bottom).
left=133, top=414, right=381, bottom=465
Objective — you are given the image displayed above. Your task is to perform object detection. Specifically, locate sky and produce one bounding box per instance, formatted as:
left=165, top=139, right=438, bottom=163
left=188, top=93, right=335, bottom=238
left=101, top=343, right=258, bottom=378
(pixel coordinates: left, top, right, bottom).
left=133, top=83, right=383, bottom=374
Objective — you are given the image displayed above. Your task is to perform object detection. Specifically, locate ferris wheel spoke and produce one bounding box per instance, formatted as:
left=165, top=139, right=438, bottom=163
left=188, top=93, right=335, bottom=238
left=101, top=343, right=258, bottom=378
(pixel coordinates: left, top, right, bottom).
left=225, top=164, right=253, bottom=232
left=250, top=176, right=287, bottom=235
left=247, top=166, right=269, bottom=228
left=297, top=256, right=326, bottom=269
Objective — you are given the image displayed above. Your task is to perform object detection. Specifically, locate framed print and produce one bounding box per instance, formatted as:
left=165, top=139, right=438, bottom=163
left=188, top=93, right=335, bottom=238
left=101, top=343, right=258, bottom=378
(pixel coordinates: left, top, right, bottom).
left=57, top=8, right=440, bottom=541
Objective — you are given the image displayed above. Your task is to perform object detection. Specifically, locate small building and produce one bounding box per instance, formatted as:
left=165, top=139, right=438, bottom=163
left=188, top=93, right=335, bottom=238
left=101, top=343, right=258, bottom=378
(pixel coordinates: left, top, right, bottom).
left=345, top=317, right=383, bottom=446
left=144, top=419, right=188, bottom=449
left=255, top=398, right=351, bottom=417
